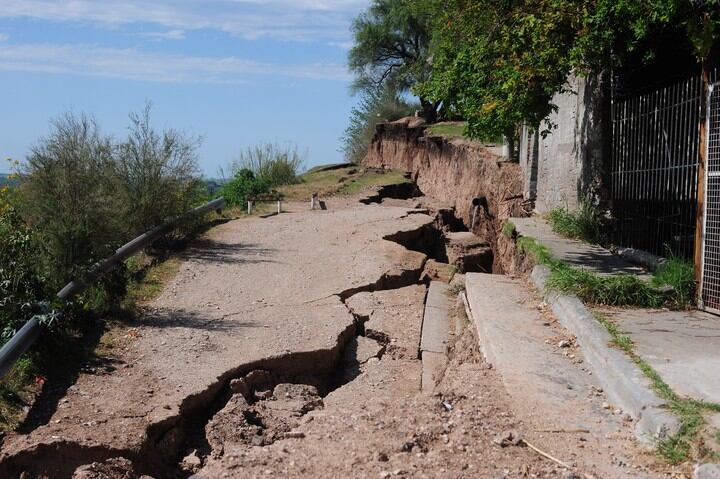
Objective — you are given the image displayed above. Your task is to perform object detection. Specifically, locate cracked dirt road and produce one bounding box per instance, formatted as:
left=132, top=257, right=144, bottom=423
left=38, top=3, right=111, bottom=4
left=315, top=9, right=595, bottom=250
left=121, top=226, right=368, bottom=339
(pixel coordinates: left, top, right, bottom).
left=0, top=203, right=431, bottom=477
left=0, top=199, right=668, bottom=478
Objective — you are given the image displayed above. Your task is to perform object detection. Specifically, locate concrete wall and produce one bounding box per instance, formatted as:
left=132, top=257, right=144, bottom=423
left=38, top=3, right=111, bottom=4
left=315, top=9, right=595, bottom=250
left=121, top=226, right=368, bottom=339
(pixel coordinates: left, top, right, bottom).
left=519, top=74, right=607, bottom=213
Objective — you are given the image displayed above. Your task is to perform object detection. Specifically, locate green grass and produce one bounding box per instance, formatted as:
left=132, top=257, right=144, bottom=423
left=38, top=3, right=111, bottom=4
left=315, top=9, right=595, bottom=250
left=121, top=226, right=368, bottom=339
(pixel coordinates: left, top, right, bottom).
left=123, top=254, right=182, bottom=309
left=502, top=220, right=517, bottom=238
left=427, top=122, right=468, bottom=139
left=338, top=169, right=408, bottom=195
left=426, top=122, right=504, bottom=144
left=548, top=267, right=664, bottom=307
left=651, top=257, right=696, bottom=308
left=593, top=311, right=720, bottom=463
left=279, top=165, right=409, bottom=200
left=547, top=202, right=603, bottom=244
left=517, top=235, right=694, bottom=308
left=0, top=357, right=41, bottom=431
left=517, top=235, right=554, bottom=265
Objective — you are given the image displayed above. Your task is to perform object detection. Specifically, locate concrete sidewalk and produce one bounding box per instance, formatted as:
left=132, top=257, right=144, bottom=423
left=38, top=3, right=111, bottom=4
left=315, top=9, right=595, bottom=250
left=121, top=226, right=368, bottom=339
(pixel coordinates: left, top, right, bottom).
left=513, top=216, right=720, bottom=440
left=512, top=217, right=649, bottom=278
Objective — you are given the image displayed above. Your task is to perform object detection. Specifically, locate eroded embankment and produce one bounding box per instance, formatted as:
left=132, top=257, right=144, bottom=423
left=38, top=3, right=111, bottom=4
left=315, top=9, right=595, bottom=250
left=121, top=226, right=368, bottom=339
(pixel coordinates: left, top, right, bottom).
left=363, top=117, right=529, bottom=272
left=0, top=215, right=435, bottom=479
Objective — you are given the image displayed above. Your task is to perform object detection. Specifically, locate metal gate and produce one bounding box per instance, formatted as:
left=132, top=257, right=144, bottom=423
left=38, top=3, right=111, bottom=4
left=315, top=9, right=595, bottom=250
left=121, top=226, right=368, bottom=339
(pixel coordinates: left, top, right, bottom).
left=610, top=76, right=702, bottom=259
left=700, top=82, right=720, bottom=312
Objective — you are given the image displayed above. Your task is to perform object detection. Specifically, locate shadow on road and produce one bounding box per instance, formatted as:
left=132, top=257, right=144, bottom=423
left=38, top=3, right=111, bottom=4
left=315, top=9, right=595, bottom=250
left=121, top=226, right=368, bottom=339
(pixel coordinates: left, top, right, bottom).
left=179, top=239, right=277, bottom=265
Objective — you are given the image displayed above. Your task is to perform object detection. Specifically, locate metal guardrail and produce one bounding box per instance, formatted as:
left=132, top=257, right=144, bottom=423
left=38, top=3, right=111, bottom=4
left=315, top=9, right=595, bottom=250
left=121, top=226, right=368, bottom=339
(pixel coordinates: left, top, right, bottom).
left=0, top=197, right=226, bottom=379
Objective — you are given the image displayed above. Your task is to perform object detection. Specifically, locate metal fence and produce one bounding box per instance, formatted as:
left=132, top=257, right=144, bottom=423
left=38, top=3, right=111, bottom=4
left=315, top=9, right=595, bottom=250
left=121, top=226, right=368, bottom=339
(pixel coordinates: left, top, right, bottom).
left=610, top=75, right=703, bottom=259
left=700, top=82, right=720, bottom=312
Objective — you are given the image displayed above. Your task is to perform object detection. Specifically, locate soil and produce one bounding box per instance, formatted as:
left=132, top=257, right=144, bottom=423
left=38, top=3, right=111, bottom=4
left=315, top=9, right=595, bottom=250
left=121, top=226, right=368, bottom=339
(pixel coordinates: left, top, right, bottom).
left=0, top=193, right=680, bottom=478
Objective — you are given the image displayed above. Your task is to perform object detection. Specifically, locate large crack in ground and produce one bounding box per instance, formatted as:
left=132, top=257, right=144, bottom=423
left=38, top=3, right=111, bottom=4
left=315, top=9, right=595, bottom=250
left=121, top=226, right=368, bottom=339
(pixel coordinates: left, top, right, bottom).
left=0, top=207, right=443, bottom=479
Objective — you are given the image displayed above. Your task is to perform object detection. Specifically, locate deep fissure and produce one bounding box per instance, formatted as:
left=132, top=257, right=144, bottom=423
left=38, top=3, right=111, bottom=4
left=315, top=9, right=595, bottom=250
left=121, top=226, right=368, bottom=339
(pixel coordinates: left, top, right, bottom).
left=1, top=190, right=503, bottom=478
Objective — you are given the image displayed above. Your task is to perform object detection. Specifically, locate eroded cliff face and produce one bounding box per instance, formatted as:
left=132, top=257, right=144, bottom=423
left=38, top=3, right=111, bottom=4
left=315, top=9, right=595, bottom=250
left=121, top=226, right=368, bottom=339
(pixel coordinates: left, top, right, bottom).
left=362, top=117, right=529, bottom=273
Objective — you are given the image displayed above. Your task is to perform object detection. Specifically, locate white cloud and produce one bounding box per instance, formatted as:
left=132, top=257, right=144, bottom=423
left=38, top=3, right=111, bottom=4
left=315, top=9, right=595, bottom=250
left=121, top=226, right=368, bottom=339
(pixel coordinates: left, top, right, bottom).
left=141, top=29, right=186, bottom=41
left=328, top=40, right=354, bottom=50
left=0, top=0, right=369, bottom=42
left=0, top=34, right=9, bottom=42
left=0, top=42, right=351, bottom=83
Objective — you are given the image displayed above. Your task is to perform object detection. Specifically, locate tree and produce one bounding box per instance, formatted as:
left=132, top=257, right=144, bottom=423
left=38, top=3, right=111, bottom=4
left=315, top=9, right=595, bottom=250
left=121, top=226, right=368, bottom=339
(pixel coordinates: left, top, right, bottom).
left=341, top=83, right=419, bottom=163
left=418, top=0, right=720, bottom=147
left=349, top=0, right=439, bottom=120
left=219, top=169, right=271, bottom=207
left=417, top=0, right=581, bottom=149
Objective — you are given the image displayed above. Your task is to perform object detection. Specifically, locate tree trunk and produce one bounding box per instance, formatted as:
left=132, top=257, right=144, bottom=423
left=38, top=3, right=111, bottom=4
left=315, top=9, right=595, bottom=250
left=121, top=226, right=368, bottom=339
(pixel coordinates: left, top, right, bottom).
left=420, top=98, right=438, bottom=123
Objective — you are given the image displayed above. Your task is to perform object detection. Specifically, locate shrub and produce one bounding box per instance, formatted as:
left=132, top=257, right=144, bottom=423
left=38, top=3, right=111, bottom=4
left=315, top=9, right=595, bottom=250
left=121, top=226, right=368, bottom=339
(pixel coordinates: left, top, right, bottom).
left=226, top=143, right=305, bottom=188
left=0, top=206, right=48, bottom=341
left=220, top=169, right=272, bottom=207
left=18, top=112, right=123, bottom=289
left=116, top=103, right=202, bottom=236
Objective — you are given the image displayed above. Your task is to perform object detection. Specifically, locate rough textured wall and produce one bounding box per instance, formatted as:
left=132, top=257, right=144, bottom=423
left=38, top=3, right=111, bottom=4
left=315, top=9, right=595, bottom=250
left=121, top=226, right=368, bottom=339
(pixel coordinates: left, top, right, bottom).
left=522, top=74, right=607, bottom=213
left=363, top=117, right=528, bottom=272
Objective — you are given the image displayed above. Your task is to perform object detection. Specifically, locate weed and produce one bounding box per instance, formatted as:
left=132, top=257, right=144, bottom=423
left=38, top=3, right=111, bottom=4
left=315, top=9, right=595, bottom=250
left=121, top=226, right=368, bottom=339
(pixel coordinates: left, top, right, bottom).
left=516, top=236, right=553, bottom=265
left=516, top=235, right=691, bottom=308
left=122, top=256, right=182, bottom=310
left=547, top=267, right=664, bottom=308
left=548, top=202, right=603, bottom=244
left=651, top=257, right=695, bottom=308
left=502, top=220, right=516, bottom=238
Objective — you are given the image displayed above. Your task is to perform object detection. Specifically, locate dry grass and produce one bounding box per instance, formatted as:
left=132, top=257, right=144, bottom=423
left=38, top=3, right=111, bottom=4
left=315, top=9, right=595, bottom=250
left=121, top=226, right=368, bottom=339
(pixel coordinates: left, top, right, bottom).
left=279, top=165, right=409, bottom=201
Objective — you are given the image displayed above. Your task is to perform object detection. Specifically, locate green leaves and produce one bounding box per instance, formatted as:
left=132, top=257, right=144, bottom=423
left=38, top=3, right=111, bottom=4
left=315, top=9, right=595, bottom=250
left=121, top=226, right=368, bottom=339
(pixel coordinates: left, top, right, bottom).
left=349, top=0, right=435, bottom=101
left=417, top=0, right=719, bottom=142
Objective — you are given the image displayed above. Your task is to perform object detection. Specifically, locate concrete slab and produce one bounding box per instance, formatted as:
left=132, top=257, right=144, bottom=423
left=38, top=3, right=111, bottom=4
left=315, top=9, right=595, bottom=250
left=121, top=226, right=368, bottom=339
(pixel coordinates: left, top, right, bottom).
left=465, top=272, right=624, bottom=433
left=601, top=308, right=720, bottom=404
left=531, top=266, right=679, bottom=443
left=420, top=282, right=453, bottom=353
left=420, top=351, right=446, bottom=393
left=512, top=217, right=649, bottom=278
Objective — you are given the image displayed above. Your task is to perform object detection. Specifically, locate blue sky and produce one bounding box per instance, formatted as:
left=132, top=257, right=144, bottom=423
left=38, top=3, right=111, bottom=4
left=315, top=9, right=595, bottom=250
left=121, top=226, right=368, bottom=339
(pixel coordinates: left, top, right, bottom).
left=0, top=0, right=370, bottom=176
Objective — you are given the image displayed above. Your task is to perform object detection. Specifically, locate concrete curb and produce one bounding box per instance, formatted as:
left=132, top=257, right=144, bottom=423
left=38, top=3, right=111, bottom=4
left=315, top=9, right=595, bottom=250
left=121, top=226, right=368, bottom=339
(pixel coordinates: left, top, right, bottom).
left=531, top=265, right=680, bottom=445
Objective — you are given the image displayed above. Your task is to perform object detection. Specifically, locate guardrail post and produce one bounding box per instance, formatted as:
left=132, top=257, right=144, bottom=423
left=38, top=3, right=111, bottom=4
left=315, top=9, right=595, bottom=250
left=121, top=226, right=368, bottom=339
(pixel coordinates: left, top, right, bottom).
left=277, top=200, right=282, bottom=214
left=311, top=193, right=317, bottom=210
left=247, top=201, right=253, bottom=215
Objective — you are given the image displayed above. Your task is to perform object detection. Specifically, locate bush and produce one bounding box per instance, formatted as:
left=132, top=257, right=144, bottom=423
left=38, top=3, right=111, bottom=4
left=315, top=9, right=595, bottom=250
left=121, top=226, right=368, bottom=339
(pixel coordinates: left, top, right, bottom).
left=18, top=112, right=124, bottom=289
left=116, top=103, right=202, bottom=235
left=226, top=143, right=305, bottom=188
left=220, top=169, right=272, bottom=207
left=15, top=107, right=207, bottom=317
left=0, top=206, right=48, bottom=341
